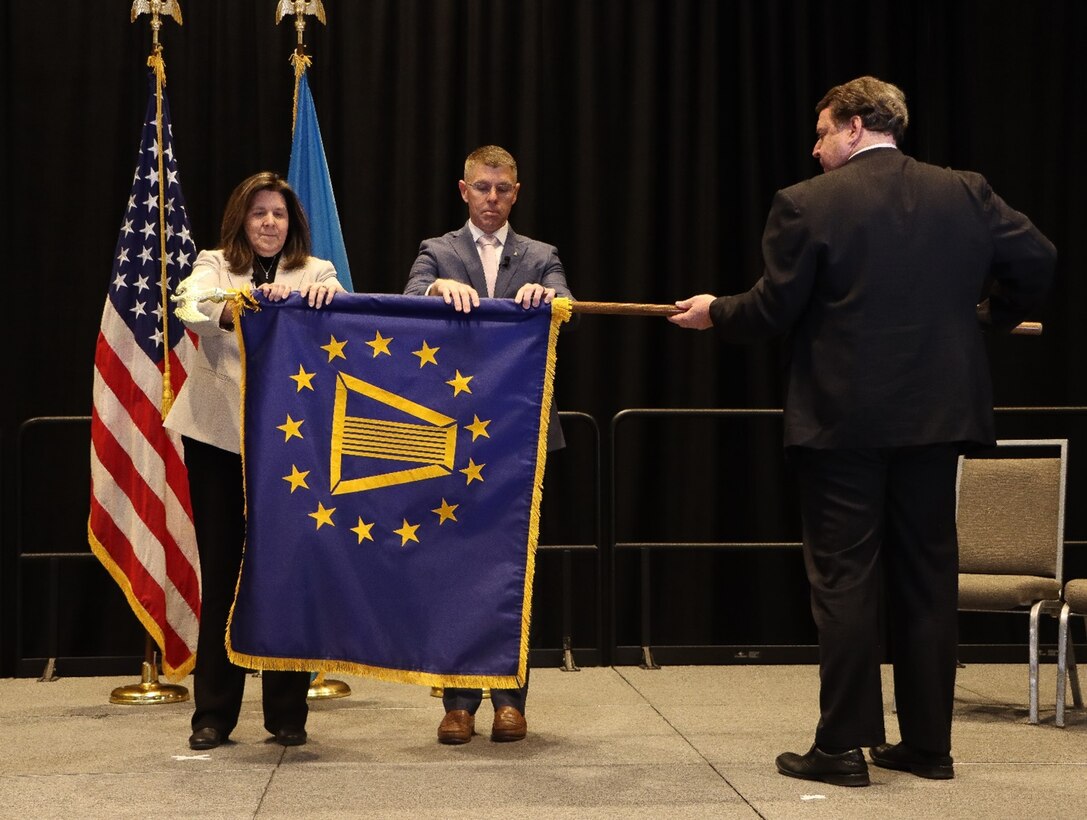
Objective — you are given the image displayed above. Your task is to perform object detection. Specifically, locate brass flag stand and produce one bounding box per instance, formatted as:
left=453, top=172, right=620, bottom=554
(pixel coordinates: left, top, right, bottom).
left=110, top=634, right=189, bottom=705
left=308, top=671, right=352, bottom=699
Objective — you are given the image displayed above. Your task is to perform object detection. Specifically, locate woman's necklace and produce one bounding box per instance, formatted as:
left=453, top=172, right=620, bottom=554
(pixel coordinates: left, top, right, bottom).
left=254, top=254, right=277, bottom=285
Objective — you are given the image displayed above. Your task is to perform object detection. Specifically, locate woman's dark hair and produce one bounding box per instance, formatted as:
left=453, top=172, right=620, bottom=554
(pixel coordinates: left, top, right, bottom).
left=220, top=171, right=311, bottom=273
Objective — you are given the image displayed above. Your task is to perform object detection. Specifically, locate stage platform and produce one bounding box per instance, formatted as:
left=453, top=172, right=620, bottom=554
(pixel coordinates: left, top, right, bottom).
left=3, top=663, right=1085, bottom=818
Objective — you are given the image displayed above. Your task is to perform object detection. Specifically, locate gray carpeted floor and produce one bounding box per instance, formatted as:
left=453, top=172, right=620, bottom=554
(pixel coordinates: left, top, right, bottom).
left=3, top=663, right=1086, bottom=818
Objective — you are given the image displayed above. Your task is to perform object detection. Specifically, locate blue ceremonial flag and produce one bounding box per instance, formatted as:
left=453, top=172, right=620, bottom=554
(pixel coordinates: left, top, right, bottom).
left=287, top=72, right=353, bottom=292
left=228, top=294, right=571, bottom=688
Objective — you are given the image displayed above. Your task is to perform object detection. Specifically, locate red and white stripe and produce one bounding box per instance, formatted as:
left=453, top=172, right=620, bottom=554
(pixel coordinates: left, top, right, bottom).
left=89, top=298, right=200, bottom=679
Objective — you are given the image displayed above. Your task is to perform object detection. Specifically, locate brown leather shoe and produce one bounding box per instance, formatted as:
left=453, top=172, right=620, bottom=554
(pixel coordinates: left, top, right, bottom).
left=491, top=706, right=527, bottom=742
left=437, top=709, right=475, bottom=744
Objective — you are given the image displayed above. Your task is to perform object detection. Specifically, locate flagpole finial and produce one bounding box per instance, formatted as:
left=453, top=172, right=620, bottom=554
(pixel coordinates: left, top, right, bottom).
left=276, top=0, right=327, bottom=54
left=131, top=1, right=184, bottom=50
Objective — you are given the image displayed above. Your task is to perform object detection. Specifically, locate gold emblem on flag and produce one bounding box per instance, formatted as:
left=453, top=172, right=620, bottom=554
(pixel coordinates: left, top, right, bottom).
left=329, top=372, right=457, bottom=494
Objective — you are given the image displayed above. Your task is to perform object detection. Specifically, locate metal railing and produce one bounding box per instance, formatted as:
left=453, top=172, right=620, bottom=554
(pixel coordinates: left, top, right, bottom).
left=609, top=406, right=1087, bottom=668
left=536, top=412, right=603, bottom=671
left=15, top=416, right=110, bottom=679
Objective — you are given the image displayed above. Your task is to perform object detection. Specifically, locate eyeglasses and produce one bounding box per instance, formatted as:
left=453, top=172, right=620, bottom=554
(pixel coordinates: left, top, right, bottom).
left=467, top=181, right=516, bottom=197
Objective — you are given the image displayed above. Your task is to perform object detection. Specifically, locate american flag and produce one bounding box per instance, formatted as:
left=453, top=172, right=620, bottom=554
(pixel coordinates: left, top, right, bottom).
left=88, top=75, right=201, bottom=680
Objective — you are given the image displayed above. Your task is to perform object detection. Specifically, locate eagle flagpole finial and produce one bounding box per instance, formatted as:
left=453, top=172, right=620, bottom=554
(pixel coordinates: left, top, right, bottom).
left=276, top=0, right=327, bottom=52
left=131, top=1, right=184, bottom=49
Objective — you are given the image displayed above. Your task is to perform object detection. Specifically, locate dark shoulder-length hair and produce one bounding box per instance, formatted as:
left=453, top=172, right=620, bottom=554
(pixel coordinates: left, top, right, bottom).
left=219, top=171, right=312, bottom=273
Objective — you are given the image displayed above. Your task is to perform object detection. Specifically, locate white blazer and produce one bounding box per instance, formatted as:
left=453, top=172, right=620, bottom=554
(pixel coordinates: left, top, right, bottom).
left=164, top=248, right=338, bottom=453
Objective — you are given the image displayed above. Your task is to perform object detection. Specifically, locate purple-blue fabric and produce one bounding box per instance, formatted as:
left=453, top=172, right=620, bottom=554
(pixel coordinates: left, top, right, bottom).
left=230, top=293, right=553, bottom=684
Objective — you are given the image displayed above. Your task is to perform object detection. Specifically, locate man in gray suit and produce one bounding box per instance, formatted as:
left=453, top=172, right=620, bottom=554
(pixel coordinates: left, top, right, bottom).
left=671, top=77, right=1055, bottom=786
left=405, top=144, right=573, bottom=744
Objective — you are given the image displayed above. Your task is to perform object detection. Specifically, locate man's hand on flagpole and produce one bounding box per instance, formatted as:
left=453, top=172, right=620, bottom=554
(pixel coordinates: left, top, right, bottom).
left=515, top=283, right=556, bottom=309
left=430, top=278, right=481, bottom=313
left=668, top=294, right=717, bottom=330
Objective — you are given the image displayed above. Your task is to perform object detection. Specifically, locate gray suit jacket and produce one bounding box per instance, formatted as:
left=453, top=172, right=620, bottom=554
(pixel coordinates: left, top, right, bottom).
left=164, top=249, right=339, bottom=453
left=404, top=221, right=573, bottom=450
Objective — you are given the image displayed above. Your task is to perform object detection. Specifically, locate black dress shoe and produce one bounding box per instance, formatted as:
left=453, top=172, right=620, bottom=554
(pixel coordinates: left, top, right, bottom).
left=870, top=742, right=954, bottom=779
left=189, top=727, right=223, bottom=750
left=776, top=744, right=870, bottom=787
left=275, top=728, right=308, bottom=747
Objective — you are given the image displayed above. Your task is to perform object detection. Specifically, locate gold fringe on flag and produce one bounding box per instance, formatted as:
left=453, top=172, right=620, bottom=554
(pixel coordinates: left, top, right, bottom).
left=516, top=296, right=573, bottom=687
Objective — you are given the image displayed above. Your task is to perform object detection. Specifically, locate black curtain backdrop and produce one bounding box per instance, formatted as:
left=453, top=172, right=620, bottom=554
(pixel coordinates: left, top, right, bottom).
left=3, top=0, right=1084, bottom=675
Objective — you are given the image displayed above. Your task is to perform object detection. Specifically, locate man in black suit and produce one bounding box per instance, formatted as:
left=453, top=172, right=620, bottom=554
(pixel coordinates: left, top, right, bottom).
left=405, top=145, right=574, bottom=744
left=670, top=77, right=1055, bottom=786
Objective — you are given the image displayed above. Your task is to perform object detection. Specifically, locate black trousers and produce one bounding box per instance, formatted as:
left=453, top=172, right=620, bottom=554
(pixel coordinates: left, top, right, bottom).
left=183, top=437, right=310, bottom=737
left=791, top=443, right=959, bottom=755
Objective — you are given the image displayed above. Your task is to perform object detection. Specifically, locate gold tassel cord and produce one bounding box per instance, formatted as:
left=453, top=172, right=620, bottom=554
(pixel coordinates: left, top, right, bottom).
left=147, top=47, right=167, bottom=88
left=289, top=50, right=312, bottom=135
left=152, top=48, right=174, bottom=418
left=133, top=4, right=184, bottom=417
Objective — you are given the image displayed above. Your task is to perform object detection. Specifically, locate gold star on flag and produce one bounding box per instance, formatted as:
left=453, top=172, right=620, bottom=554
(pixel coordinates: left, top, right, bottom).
left=394, top=519, right=420, bottom=546
left=289, top=364, right=316, bottom=392
left=277, top=414, right=304, bottom=442
left=432, top=498, right=459, bottom=525
left=321, top=335, right=348, bottom=362
left=309, top=501, right=336, bottom=530
left=413, top=340, right=440, bottom=367
left=465, top=415, right=491, bottom=441
left=282, top=464, right=310, bottom=493
left=447, top=370, right=473, bottom=396
left=367, top=330, right=393, bottom=357
left=351, top=517, right=375, bottom=543
left=460, top=458, right=485, bottom=484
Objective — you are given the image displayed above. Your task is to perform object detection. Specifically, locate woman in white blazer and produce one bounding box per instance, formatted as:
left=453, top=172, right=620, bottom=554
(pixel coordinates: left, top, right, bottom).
left=166, top=172, right=343, bottom=750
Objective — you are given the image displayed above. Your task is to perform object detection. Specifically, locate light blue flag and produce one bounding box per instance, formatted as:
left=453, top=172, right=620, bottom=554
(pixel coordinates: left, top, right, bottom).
left=288, top=72, right=353, bottom=291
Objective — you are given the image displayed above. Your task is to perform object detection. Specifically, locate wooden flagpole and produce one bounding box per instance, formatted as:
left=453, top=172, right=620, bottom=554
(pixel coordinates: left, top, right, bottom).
left=568, top=301, right=1042, bottom=334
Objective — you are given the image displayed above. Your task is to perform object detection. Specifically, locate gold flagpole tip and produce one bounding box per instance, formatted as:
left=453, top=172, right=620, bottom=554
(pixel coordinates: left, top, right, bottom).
left=132, top=1, right=183, bottom=55
left=275, top=1, right=327, bottom=26
left=277, top=1, right=327, bottom=54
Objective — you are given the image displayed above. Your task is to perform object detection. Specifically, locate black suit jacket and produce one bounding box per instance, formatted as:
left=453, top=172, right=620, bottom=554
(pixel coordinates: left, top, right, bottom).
left=710, top=148, right=1056, bottom=449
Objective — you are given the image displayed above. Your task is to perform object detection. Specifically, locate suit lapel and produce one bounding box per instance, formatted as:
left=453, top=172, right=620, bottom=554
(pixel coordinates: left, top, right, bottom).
left=494, top=227, right=526, bottom=298
left=452, top=223, right=488, bottom=295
